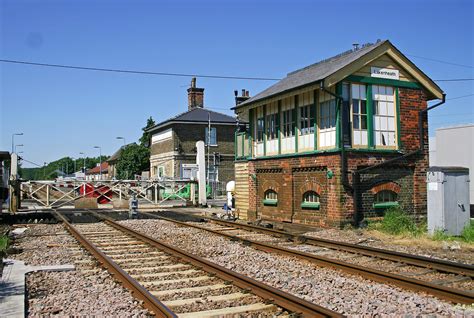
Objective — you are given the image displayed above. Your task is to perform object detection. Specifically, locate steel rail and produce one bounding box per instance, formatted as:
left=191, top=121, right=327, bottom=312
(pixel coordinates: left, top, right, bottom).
left=136, top=211, right=474, bottom=304
left=160, top=210, right=474, bottom=277
left=89, top=212, right=342, bottom=318
left=54, top=211, right=177, bottom=318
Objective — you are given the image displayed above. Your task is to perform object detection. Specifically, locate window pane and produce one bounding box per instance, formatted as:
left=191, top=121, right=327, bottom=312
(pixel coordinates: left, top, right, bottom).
left=353, top=115, right=360, bottom=129
left=361, top=100, right=367, bottom=114
left=361, top=116, right=367, bottom=129
left=351, top=84, right=360, bottom=99
left=352, top=99, right=359, bottom=114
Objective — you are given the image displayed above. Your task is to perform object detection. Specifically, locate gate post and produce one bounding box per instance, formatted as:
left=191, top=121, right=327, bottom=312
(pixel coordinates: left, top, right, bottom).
left=46, top=184, right=50, bottom=207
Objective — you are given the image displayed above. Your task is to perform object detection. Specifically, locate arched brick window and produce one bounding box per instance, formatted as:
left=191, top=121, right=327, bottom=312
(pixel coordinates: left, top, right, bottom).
left=373, top=190, right=399, bottom=210
left=263, top=189, right=278, bottom=206
left=301, top=191, right=320, bottom=209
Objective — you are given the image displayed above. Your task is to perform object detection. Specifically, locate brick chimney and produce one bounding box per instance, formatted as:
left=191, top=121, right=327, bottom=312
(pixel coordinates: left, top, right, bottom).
left=187, top=77, right=204, bottom=110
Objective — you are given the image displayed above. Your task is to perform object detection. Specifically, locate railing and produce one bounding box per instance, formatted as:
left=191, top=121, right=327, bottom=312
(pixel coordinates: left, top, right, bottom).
left=21, top=179, right=197, bottom=208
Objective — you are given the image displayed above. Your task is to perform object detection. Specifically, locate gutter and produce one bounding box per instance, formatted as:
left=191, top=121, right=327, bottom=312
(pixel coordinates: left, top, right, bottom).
left=352, top=93, right=446, bottom=226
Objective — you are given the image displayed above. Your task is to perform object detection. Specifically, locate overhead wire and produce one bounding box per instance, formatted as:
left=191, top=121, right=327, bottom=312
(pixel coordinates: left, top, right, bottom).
left=406, top=54, right=473, bottom=69
left=0, top=58, right=473, bottom=82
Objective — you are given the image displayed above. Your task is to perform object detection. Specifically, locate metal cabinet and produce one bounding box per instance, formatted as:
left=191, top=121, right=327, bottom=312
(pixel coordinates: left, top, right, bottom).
left=427, top=167, right=470, bottom=236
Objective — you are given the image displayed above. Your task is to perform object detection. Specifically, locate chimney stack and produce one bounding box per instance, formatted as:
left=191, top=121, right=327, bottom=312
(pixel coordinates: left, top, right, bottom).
left=187, top=77, right=204, bottom=110
left=235, top=89, right=251, bottom=105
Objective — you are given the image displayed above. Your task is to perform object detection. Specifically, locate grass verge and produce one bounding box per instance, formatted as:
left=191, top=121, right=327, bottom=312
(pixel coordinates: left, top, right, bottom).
left=368, top=207, right=474, bottom=243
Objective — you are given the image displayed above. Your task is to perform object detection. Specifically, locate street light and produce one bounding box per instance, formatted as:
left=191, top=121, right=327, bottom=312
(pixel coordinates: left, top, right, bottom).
left=71, top=157, right=77, bottom=173
left=79, top=152, right=86, bottom=173
left=93, top=146, right=102, bottom=179
left=14, top=144, right=24, bottom=153
left=11, top=133, right=23, bottom=153
left=116, top=136, right=126, bottom=147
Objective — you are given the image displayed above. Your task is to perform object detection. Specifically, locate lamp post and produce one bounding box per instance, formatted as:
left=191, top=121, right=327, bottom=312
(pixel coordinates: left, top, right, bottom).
left=94, top=146, right=102, bottom=180
left=43, top=162, right=47, bottom=179
left=71, top=157, right=76, bottom=174
left=116, top=136, right=126, bottom=147
left=11, top=133, right=23, bottom=153
left=79, top=152, right=86, bottom=173
left=14, top=144, right=24, bottom=153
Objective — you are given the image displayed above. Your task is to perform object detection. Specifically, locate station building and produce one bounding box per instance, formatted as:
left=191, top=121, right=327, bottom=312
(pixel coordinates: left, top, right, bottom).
left=233, top=40, right=445, bottom=228
left=147, top=78, right=238, bottom=184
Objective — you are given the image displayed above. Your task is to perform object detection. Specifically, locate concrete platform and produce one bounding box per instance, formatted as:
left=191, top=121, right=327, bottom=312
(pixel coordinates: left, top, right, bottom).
left=0, top=259, right=75, bottom=318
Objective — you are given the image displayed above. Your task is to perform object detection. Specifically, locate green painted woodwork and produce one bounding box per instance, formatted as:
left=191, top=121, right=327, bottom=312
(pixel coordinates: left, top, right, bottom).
left=373, top=201, right=399, bottom=209
left=346, top=75, right=422, bottom=89
left=263, top=104, right=267, bottom=156
left=249, top=108, right=253, bottom=158
left=294, top=95, right=299, bottom=153
left=301, top=202, right=320, bottom=209
left=263, top=199, right=278, bottom=206
left=366, top=84, right=374, bottom=148
left=314, top=89, right=318, bottom=150
left=278, top=100, right=282, bottom=155
left=396, top=87, right=402, bottom=149
left=335, top=83, right=342, bottom=149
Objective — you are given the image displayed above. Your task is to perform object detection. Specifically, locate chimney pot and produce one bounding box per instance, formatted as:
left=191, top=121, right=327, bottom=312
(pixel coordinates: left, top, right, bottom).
left=191, top=77, right=196, bottom=88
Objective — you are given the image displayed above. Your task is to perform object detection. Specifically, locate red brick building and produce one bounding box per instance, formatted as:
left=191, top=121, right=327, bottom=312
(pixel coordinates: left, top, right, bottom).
left=233, top=40, right=445, bottom=228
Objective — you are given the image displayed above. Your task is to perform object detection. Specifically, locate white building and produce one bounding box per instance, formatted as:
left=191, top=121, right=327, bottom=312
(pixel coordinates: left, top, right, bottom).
left=429, top=124, right=474, bottom=211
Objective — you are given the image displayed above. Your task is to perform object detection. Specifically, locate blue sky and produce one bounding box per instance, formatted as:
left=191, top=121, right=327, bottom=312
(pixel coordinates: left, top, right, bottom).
left=1, top=0, right=473, bottom=167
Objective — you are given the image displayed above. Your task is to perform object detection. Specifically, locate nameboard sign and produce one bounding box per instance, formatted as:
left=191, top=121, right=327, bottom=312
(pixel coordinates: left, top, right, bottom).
left=371, top=67, right=400, bottom=80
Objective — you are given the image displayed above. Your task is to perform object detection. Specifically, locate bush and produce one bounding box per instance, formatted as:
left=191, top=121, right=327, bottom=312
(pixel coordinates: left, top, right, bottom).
left=380, top=207, right=418, bottom=235
left=461, top=221, right=474, bottom=242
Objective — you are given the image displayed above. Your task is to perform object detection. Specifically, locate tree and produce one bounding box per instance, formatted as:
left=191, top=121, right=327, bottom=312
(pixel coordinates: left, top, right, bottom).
left=139, top=116, right=156, bottom=147
left=116, top=144, right=150, bottom=180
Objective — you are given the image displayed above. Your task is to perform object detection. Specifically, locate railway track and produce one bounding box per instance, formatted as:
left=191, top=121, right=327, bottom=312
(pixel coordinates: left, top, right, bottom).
left=54, top=211, right=341, bottom=318
left=130, top=210, right=474, bottom=305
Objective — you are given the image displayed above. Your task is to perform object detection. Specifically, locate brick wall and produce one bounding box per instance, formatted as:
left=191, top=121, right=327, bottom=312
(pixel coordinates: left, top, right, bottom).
left=174, top=123, right=235, bottom=156
left=247, top=153, right=344, bottom=227
left=242, top=87, right=430, bottom=227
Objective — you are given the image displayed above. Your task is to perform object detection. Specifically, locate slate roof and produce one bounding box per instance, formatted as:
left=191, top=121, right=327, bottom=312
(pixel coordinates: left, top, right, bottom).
left=107, top=143, right=135, bottom=163
left=147, top=107, right=237, bottom=132
left=234, top=40, right=387, bottom=109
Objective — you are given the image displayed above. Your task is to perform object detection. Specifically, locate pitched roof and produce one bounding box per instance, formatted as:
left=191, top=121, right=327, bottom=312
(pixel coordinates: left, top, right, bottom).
left=147, top=107, right=237, bottom=132
left=107, top=143, right=135, bottom=163
left=234, top=40, right=443, bottom=108
left=86, top=162, right=109, bottom=175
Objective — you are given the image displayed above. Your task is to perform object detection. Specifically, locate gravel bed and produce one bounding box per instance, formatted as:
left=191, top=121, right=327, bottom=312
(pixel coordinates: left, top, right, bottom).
left=120, top=219, right=474, bottom=316
left=304, top=228, right=474, bottom=264
left=7, top=224, right=151, bottom=317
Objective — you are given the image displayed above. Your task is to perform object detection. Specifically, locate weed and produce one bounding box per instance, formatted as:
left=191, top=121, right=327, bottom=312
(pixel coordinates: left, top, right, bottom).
left=380, top=207, right=418, bottom=235
left=0, top=235, right=9, bottom=252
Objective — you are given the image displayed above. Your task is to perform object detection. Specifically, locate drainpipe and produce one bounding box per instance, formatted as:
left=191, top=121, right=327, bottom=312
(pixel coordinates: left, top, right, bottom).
left=319, top=81, right=352, bottom=190
left=352, top=93, right=446, bottom=226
